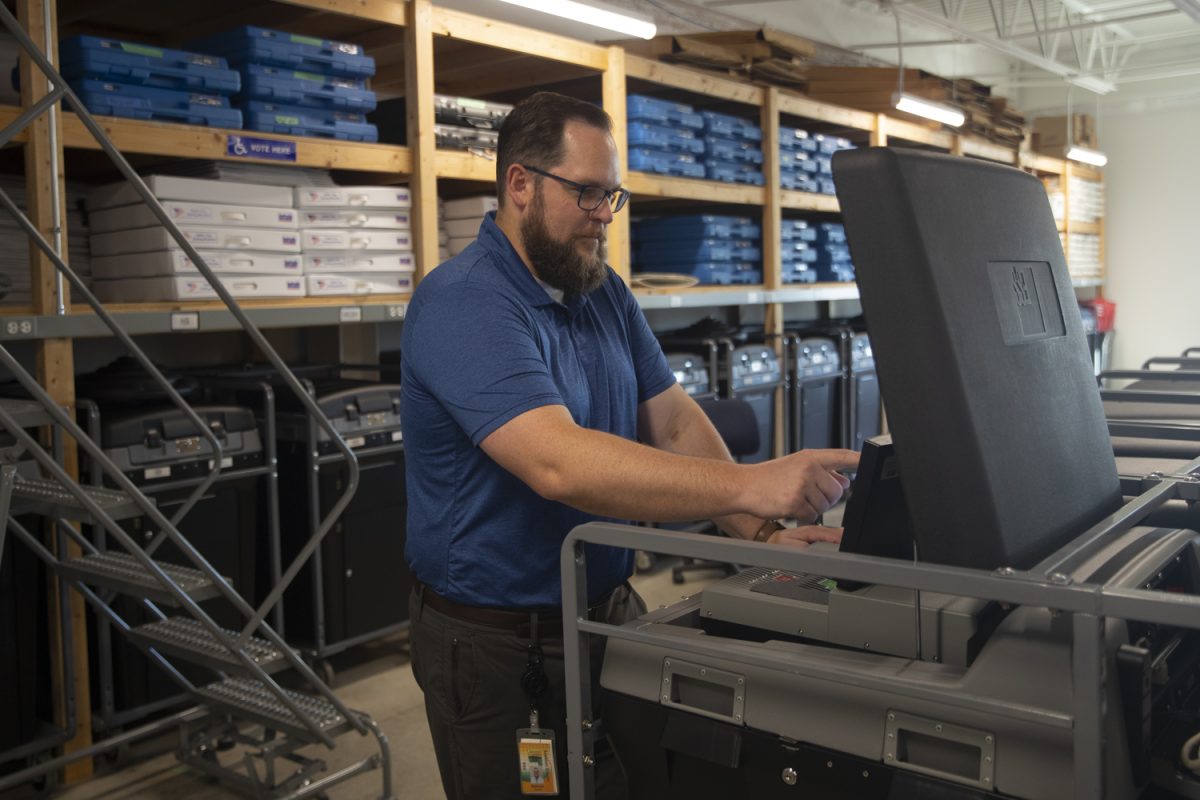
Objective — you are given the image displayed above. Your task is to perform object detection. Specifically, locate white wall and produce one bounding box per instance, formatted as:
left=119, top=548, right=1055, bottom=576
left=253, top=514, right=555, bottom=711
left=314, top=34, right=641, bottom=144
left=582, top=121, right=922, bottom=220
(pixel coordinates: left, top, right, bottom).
left=1102, top=106, right=1200, bottom=368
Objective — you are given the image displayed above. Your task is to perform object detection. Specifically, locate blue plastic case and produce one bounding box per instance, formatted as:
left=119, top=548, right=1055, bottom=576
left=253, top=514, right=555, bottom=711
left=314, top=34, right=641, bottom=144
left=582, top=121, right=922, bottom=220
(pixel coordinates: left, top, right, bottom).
left=780, top=150, right=819, bottom=173
left=240, top=64, right=376, bottom=112
left=780, top=220, right=817, bottom=242
left=637, top=239, right=762, bottom=265
left=635, top=214, right=760, bottom=241
left=188, top=26, right=375, bottom=79
left=779, top=126, right=818, bottom=152
left=780, top=172, right=819, bottom=193
left=627, top=147, right=705, bottom=178
left=816, top=223, right=847, bottom=244
left=781, top=242, right=818, bottom=264
left=60, top=36, right=239, bottom=95
left=700, top=110, right=761, bottom=141
left=242, top=101, right=377, bottom=141
left=782, top=266, right=818, bottom=284
left=627, top=122, right=705, bottom=154
left=70, top=79, right=243, bottom=128
left=703, top=162, right=764, bottom=185
left=626, top=95, right=703, bottom=129
left=702, top=136, right=763, bottom=164
left=814, top=133, right=854, bottom=154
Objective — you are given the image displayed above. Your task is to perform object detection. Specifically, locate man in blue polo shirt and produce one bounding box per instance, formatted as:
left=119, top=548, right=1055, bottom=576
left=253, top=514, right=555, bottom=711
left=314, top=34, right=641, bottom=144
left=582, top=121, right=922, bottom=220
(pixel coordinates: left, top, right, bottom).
left=401, top=92, right=859, bottom=799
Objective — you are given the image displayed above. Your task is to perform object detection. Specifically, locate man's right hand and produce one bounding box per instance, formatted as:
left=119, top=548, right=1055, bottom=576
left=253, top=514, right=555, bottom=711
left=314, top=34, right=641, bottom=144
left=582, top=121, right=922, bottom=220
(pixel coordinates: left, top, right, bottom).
left=747, top=449, right=860, bottom=523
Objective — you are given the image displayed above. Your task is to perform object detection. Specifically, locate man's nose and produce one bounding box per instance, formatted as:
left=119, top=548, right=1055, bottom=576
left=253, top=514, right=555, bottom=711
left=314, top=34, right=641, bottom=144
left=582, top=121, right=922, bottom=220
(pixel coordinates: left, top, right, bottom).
left=589, top=200, right=614, bottom=225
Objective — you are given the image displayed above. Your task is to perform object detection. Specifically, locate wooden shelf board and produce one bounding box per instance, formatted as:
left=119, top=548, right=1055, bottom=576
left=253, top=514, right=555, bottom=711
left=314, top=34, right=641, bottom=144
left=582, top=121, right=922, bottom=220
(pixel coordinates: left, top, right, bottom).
left=625, top=55, right=765, bottom=107
left=781, top=191, right=839, bottom=213
left=0, top=106, right=413, bottom=174
left=435, top=148, right=497, bottom=182
left=880, top=117, right=955, bottom=149
left=1067, top=221, right=1102, bottom=235
left=273, top=0, right=407, bottom=26
left=1020, top=152, right=1066, bottom=175
left=960, top=137, right=1018, bottom=164
left=431, top=6, right=607, bottom=70
left=626, top=172, right=766, bottom=205
left=776, top=92, right=875, bottom=132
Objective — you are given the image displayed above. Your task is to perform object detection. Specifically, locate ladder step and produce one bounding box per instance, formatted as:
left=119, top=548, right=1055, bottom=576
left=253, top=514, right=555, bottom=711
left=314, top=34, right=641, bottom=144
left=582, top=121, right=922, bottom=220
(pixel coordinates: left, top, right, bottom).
left=128, top=617, right=289, bottom=675
left=10, top=477, right=149, bottom=523
left=195, top=677, right=354, bottom=741
left=59, top=551, right=223, bottom=605
left=0, top=397, right=56, bottom=430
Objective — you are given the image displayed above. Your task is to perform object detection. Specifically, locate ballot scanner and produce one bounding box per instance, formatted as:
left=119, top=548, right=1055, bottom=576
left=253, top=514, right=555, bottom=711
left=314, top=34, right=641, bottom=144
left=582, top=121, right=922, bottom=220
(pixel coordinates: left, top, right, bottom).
left=560, top=149, right=1200, bottom=800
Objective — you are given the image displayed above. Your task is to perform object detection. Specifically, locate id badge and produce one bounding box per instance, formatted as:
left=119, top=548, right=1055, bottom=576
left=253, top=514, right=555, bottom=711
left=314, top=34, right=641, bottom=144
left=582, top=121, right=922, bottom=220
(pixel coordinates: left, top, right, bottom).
left=516, top=727, right=559, bottom=796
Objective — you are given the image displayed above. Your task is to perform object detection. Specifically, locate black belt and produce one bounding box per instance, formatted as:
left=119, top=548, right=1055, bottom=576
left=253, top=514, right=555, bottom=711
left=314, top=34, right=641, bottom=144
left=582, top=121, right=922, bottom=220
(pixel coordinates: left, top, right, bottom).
left=415, top=581, right=611, bottom=637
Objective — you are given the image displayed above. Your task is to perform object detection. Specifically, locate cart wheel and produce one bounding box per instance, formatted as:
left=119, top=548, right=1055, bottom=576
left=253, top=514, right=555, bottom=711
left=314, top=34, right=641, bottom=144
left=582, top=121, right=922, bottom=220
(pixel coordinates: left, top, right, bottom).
left=319, top=659, right=336, bottom=687
left=635, top=550, right=655, bottom=573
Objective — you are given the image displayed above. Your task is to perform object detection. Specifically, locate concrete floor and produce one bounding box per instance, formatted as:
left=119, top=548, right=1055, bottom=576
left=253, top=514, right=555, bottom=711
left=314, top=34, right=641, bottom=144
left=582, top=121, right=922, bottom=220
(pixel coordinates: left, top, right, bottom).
left=29, top=558, right=725, bottom=800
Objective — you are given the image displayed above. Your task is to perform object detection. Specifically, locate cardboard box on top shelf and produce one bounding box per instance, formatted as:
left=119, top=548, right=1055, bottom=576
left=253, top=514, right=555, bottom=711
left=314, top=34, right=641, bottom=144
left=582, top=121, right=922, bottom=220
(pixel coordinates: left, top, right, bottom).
left=1033, top=114, right=1097, bottom=152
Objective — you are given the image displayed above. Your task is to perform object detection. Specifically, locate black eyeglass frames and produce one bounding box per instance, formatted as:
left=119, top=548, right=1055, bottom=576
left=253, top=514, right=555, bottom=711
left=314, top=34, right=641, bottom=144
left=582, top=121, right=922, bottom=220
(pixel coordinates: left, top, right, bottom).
left=520, top=164, right=630, bottom=214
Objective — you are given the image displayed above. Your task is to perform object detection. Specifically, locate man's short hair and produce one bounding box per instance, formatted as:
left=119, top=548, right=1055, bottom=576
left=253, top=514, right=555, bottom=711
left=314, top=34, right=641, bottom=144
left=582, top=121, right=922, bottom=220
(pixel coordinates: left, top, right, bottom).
left=496, top=91, right=613, bottom=206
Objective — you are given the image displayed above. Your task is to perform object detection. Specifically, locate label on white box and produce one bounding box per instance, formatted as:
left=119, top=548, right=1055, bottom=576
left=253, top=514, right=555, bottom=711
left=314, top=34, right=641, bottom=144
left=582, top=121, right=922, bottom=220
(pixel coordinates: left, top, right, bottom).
left=340, top=306, right=364, bottom=323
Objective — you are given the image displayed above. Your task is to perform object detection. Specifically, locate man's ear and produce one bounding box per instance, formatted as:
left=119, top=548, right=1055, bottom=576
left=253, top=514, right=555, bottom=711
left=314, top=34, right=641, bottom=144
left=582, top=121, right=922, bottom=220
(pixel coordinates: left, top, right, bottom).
left=505, top=163, right=534, bottom=212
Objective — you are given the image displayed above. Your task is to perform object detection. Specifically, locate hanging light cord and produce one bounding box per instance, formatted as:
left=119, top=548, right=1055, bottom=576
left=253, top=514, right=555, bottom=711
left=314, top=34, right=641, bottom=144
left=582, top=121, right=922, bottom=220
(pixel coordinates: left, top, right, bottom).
left=893, top=2, right=906, bottom=95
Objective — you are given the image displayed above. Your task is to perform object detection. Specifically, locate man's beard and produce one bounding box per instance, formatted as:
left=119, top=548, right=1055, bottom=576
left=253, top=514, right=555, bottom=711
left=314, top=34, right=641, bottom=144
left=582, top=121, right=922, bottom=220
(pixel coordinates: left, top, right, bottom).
left=520, top=192, right=607, bottom=298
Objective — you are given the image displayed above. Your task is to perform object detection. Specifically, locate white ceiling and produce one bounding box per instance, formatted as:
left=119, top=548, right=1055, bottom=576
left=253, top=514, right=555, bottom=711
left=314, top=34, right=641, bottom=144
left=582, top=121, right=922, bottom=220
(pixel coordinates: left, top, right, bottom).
left=439, top=0, right=1200, bottom=113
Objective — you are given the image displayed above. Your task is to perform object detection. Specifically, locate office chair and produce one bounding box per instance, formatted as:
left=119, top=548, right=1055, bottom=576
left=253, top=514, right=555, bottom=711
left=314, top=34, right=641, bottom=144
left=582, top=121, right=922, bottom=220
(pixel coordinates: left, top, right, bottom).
left=671, top=396, right=760, bottom=584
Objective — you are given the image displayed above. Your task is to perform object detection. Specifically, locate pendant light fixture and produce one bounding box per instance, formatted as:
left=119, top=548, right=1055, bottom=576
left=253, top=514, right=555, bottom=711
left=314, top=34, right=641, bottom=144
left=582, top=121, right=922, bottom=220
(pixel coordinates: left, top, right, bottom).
left=890, top=3, right=965, bottom=128
left=496, top=0, right=657, bottom=40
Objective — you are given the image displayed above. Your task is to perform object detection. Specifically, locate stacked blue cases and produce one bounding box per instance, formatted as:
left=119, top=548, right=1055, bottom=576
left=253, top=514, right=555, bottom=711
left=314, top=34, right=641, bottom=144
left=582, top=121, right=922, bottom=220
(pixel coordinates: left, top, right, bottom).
left=779, top=127, right=856, bottom=195
left=188, top=26, right=377, bottom=142
left=59, top=35, right=242, bottom=128
left=627, top=95, right=706, bottom=179
left=814, top=222, right=854, bottom=283
left=700, top=110, right=763, bottom=185
left=781, top=219, right=818, bottom=284
left=633, top=214, right=762, bottom=285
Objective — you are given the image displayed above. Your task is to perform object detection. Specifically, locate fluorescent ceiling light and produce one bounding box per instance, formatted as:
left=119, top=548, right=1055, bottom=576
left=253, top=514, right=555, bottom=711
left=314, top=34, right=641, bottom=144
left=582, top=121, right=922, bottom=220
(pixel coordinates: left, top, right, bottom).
left=496, top=0, right=657, bottom=39
left=893, top=92, right=966, bottom=127
left=1067, top=145, right=1109, bottom=167
left=1168, top=0, right=1200, bottom=23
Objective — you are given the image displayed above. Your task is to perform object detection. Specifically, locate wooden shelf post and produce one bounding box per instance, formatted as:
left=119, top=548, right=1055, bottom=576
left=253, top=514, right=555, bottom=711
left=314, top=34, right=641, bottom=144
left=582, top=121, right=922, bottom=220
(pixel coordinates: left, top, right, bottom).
left=406, top=0, right=439, bottom=281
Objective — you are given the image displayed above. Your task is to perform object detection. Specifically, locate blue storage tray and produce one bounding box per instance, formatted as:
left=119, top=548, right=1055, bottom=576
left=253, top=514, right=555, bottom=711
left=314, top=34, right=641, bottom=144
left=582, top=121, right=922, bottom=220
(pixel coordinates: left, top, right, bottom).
left=627, top=122, right=704, bottom=154
left=188, top=26, right=375, bottom=79
left=816, top=223, right=847, bottom=244
left=782, top=267, right=818, bottom=284
left=702, top=137, right=763, bottom=164
left=818, top=178, right=837, bottom=195
left=242, top=101, right=376, bottom=141
left=727, top=268, right=763, bottom=285
left=779, top=126, right=818, bottom=152
left=240, top=64, right=376, bottom=112
left=820, top=247, right=852, bottom=263
left=703, top=162, right=764, bottom=185
left=780, top=151, right=819, bottom=173
left=70, top=79, right=242, bottom=128
left=634, top=214, right=760, bottom=242
left=627, top=95, right=703, bottom=129
left=816, top=264, right=855, bottom=283
left=780, top=221, right=817, bottom=242
left=637, top=239, right=761, bottom=265
left=780, top=172, right=819, bottom=193
left=60, top=36, right=239, bottom=95
left=781, top=243, right=818, bottom=264
left=815, top=156, right=833, bottom=175
left=815, top=133, right=854, bottom=154
left=700, top=110, right=761, bottom=141
left=628, top=147, right=705, bottom=178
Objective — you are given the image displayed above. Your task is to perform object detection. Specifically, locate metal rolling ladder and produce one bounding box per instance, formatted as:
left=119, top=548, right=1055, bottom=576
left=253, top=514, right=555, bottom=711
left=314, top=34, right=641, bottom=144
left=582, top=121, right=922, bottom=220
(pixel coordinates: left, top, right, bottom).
left=0, top=5, right=394, bottom=798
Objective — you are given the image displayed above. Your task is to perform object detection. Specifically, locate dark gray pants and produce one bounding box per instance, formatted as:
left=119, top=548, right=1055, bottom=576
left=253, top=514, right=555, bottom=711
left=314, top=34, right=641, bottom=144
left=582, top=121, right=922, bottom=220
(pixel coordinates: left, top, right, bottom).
left=409, top=584, right=647, bottom=800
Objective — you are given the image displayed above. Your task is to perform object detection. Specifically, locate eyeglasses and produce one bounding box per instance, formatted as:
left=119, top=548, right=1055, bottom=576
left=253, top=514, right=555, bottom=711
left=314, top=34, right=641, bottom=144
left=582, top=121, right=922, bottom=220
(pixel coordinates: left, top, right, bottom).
left=520, top=164, right=630, bottom=214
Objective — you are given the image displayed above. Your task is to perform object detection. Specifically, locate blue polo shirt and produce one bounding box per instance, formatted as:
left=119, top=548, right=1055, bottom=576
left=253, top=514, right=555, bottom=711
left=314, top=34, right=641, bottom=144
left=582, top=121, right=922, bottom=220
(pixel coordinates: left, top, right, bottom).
left=400, top=212, right=675, bottom=609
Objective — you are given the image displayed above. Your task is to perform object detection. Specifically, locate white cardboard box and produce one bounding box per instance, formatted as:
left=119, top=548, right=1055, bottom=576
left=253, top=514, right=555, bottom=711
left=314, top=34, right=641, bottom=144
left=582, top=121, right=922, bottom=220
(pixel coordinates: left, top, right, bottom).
left=88, top=176, right=294, bottom=211
left=91, top=226, right=302, bottom=256
left=94, top=274, right=306, bottom=302
left=442, top=217, right=480, bottom=239
left=294, top=186, right=411, bottom=209
left=303, top=252, right=416, bottom=273
left=300, top=229, right=413, bottom=252
left=90, top=201, right=299, bottom=233
left=305, top=272, right=413, bottom=296
left=447, top=236, right=475, bottom=256
left=442, top=195, right=497, bottom=220
left=299, top=210, right=411, bottom=229
left=92, top=250, right=303, bottom=280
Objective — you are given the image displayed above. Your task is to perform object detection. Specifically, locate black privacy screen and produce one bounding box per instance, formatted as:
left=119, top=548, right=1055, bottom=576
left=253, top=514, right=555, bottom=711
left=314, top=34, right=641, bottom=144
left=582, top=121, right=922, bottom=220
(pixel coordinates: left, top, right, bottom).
left=832, top=147, right=1122, bottom=571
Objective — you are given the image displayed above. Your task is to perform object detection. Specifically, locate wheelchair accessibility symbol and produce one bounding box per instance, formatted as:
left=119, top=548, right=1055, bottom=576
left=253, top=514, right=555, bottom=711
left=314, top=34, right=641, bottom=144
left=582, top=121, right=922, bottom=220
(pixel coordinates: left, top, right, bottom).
left=230, top=136, right=248, bottom=156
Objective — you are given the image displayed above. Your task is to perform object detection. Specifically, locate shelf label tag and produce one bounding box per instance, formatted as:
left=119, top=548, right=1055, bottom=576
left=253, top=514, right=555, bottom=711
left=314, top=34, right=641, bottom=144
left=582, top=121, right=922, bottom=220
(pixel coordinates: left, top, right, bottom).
left=227, top=135, right=298, bottom=162
left=669, top=296, right=683, bottom=308
left=386, top=304, right=407, bottom=319
left=340, top=306, right=363, bottom=323
left=170, top=312, right=199, bottom=331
